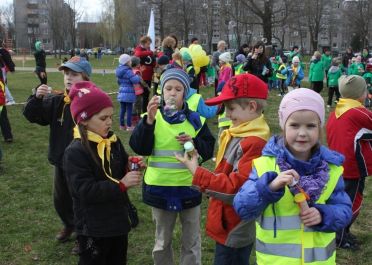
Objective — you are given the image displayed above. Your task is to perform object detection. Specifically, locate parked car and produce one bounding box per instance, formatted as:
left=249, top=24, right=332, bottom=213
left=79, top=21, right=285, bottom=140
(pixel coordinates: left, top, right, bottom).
left=86, top=49, right=93, bottom=55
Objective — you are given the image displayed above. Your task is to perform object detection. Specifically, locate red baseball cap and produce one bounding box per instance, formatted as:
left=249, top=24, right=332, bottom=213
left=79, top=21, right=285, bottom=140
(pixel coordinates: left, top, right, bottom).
left=205, top=73, right=268, bottom=106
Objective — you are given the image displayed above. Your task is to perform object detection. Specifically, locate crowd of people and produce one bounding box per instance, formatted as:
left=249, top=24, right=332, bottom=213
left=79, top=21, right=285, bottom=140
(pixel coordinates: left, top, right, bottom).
left=0, top=34, right=372, bottom=265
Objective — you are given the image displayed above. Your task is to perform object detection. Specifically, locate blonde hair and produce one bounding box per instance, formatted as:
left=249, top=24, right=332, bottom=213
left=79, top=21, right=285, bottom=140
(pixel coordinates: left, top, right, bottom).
left=172, top=51, right=182, bottom=61
left=162, top=36, right=176, bottom=48
left=217, top=40, right=226, bottom=50
left=314, top=51, right=321, bottom=59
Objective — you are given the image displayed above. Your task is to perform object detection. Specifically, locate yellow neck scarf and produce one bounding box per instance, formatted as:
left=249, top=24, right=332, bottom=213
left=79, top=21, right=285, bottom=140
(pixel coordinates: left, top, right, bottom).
left=74, top=126, right=119, bottom=183
left=216, top=114, right=270, bottom=167
left=335, top=98, right=364, bottom=118
left=59, top=90, right=71, bottom=124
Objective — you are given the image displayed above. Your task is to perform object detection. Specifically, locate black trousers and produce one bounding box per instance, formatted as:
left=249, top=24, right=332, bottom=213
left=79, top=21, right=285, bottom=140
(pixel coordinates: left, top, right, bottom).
left=311, top=81, right=323, bottom=93
left=78, top=235, right=128, bottom=265
left=142, top=80, right=151, bottom=113
left=327, top=86, right=341, bottom=106
left=36, top=71, right=48, bottom=85
left=54, top=166, right=74, bottom=229
left=0, top=106, right=13, bottom=140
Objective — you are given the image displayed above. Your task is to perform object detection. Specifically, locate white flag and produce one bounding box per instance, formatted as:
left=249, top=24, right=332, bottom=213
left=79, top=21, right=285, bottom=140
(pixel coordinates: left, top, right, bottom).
left=147, top=9, right=155, bottom=51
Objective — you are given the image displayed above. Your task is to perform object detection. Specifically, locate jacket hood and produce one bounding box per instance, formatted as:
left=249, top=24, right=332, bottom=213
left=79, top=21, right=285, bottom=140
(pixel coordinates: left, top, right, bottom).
left=329, top=65, right=339, bottom=73
left=263, top=135, right=344, bottom=167
left=185, top=87, right=197, bottom=100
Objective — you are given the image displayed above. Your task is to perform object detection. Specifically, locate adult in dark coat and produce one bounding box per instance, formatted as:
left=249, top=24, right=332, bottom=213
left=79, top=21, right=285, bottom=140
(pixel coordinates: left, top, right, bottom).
left=243, top=41, right=273, bottom=83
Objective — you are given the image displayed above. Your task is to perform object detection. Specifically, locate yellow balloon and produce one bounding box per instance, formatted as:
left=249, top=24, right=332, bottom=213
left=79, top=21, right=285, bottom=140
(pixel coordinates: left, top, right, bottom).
left=194, top=65, right=200, bottom=75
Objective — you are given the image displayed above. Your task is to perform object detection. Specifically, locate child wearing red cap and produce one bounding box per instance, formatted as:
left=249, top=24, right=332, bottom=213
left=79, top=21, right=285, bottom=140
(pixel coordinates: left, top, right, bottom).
left=23, top=56, right=92, bottom=253
left=64, top=81, right=142, bottom=265
left=176, top=73, right=270, bottom=265
left=235, top=88, right=352, bottom=265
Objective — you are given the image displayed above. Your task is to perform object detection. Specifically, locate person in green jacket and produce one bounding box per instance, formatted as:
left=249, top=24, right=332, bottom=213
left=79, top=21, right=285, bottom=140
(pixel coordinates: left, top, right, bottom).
left=348, top=56, right=365, bottom=76
left=268, top=56, right=279, bottom=90
left=321, top=49, right=332, bottom=86
left=309, top=51, right=325, bottom=93
left=363, top=63, right=372, bottom=107
left=327, top=59, right=342, bottom=107
left=288, top=45, right=301, bottom=63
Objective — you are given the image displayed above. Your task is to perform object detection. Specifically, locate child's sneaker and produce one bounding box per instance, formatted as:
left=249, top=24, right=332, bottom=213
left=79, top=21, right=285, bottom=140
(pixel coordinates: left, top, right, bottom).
left=126, top=126, right=135, bottom=131
left=120, top=125, right=126, bottom=131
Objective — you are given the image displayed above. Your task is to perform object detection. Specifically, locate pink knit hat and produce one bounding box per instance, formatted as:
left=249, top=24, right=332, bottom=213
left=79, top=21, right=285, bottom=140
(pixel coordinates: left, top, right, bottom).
left=69, top=81, right=113, bottom=124
left=278, top=88, right=325, bottom=129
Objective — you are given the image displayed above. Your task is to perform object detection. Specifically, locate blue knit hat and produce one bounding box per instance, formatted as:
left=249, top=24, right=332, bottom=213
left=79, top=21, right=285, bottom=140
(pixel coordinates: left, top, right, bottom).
left=160, top=68, right=190, bottom=98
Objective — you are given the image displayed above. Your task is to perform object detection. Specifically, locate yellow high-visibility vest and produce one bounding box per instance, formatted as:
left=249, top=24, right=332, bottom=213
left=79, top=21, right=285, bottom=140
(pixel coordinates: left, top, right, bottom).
left=145, top=111, right=205, bottom=186
left=253, top=156, right=341, bottom=265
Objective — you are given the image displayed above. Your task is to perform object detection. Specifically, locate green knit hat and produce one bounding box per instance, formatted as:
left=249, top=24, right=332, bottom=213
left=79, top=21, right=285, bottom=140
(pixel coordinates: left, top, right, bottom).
left=35, top=41, right=42, bottom=51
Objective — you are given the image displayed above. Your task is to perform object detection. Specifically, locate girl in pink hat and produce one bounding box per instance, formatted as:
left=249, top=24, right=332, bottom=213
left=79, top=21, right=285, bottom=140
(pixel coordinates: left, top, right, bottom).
left=234, top=88, right=352, bottom=265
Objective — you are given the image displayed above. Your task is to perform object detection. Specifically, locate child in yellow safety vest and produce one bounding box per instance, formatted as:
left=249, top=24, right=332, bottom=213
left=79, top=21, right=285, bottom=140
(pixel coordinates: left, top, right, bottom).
left=276, top=56, right=287, bottom=96
left=234, top=88, right=352, bottom=265
left=129, top=68, right=215, bottom=265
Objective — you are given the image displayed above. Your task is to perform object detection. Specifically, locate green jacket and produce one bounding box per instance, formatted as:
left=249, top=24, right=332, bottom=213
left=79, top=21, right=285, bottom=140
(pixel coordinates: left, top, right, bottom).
left=348, top=63, right=365, bottom=76
left=309, top=60, right=325, bottom=82
left=269, top=62, right=279, bottom=80
left=321, top=54, right=332, bottom=71
left=327, top=67, right=342, bottom=87
left=363, top=72, right=372, bottom=93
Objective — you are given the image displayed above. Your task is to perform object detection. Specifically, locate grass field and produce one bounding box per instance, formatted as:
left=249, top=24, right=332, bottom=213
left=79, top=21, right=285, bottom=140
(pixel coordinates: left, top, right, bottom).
left=0, top=71, right=371, bottom=264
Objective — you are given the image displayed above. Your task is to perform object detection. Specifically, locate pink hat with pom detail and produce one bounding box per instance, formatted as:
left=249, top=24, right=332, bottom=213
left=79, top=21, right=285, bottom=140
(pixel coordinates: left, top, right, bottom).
left=278, top=88, right=325, bottom=129
left=69, top=81, right=113, bottom=124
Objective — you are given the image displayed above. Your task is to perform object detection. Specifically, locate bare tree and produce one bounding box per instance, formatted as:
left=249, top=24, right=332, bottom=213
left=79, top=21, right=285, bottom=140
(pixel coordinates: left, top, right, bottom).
left=237, top=0, right=295, bottom=45
left=0, top=3, right=15, bottom=41
left=342, top=0, right=372, bottom=49
left=302, top=0, right=327, bottom=52
left=65, top=0, right=84, bottom=49
left=47, top=0, right=65, bottom=56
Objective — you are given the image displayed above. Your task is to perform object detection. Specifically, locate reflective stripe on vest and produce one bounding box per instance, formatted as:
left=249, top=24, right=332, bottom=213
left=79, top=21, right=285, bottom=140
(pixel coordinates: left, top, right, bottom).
left=257, top=215, right=314, bottom=232
left=253, top=156, right=342, bottom=265
left=234, top=64, right=245, bottom=75
left=276, top=64, right=287, bottom=79
left=148, top=161, right=187, bottom=169
left=256, top=238, right=336, bottom=262
left=187, top=93, right=201, bottom=112
left=145, top=112, right=205, bottom=186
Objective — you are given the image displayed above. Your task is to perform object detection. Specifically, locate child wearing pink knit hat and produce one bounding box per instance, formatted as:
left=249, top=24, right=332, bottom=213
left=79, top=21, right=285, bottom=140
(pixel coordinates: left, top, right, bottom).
left=64, top=81, right=142, bottom=264
left=234, top=88, right=352, bottom=265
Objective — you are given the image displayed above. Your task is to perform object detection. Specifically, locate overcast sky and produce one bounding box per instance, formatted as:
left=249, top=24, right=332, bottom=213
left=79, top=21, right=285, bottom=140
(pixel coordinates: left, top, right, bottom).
left=1, top=0, right=101, bottom=22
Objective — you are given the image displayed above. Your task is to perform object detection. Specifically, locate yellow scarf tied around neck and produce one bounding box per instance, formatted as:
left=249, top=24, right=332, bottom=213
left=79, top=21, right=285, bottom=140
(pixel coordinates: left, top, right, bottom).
left=335, top=98, right=363, bottom=118
left=59, top=90, right=71, bottom=124
left=216, top=114, right=270, bottom=167
left=73, top=126, right=119, bottom=183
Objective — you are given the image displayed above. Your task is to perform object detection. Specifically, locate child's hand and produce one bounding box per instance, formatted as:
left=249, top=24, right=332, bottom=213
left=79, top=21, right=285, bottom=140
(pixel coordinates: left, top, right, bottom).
left=120, top=171, right=142, bottom=188
left=146, top=96, right=160, bottom=125
left=35, top=84, right=50, bottom=99
left=175, top=151, right=198, bottom=175
left=175, top=134, right=193, bottom=145
left=269, top=169, right=300, bottom=191
left=300, top=207, right=322, bottom=226
left=128, top=156, right=146, bottom=170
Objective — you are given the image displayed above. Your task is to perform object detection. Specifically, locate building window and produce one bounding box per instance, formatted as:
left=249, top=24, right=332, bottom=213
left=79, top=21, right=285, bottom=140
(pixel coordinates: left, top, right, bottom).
left=333, top=43, right=337, bottom=48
